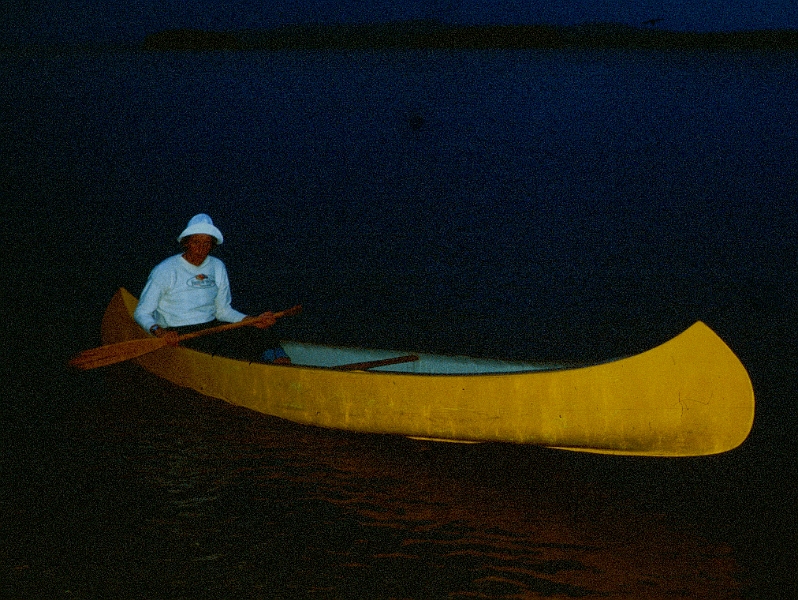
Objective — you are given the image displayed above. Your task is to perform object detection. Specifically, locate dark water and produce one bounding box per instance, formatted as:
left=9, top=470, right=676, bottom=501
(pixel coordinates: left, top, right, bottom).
left=2, top=48, right=796, bottom=598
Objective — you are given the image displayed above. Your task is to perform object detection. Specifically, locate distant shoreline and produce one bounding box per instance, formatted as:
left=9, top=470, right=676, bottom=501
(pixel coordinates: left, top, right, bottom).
left=3, top=21, right=797, bottom=54
left=140, top=22, right=798, bottom=52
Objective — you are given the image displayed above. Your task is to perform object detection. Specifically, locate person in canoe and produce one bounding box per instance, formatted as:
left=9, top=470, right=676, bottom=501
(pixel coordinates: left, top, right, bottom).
left=133, top=213, right=291, bottom=364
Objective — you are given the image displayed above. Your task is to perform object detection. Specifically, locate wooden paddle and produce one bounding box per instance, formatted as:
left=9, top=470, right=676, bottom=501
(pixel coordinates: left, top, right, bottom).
left=69, top=304, right=302, bottom=370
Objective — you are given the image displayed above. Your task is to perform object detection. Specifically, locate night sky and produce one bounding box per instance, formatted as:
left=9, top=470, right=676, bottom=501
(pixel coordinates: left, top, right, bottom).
left=3, top=0, right=797, bottom=45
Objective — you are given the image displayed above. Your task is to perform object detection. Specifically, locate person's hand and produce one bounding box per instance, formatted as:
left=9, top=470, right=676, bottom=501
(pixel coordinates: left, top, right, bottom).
left=246, top=312, right=277, bottom=329
left=153, top=327, right=180, bottom=347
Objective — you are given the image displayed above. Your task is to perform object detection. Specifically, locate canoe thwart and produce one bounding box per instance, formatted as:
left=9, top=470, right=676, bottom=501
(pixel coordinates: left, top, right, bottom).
left=333, top=354, right=420, bottom=371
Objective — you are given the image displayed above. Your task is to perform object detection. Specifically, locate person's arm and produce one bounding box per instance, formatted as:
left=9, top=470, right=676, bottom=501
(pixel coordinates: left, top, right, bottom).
left=213, top=262, right=248, bottom=323
left=133, top=277, right=163, bottom=333
left=210, top=260, right=273, bottom=327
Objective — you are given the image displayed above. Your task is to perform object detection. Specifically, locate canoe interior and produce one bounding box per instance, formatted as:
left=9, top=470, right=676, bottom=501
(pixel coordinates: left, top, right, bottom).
left=281, top=341, right=563, bottom=374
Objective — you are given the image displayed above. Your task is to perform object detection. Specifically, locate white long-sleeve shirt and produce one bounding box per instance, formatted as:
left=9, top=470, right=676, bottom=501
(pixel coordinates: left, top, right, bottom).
left=133, top=254, right=247, bottom=332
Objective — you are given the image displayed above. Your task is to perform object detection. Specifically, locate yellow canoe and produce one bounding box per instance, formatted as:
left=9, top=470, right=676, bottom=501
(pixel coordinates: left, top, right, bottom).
left=102, top=288, right=754, bottom=456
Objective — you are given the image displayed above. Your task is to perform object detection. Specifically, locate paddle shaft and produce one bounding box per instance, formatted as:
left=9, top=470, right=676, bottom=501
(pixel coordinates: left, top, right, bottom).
left=176, top=305, right=302, bottom=342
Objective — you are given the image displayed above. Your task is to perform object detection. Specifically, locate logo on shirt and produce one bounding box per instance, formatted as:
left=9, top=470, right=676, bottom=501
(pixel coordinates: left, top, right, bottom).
left=188, top=274, right=216, bottom=288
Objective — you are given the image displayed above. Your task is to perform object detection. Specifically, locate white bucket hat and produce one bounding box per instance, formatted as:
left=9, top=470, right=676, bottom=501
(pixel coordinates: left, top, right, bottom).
left=177, top=213, right=224, bottom=244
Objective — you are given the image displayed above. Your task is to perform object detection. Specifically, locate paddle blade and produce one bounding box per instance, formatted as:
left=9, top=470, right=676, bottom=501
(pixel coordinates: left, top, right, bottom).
left=69, top=337, right=168, bottom=370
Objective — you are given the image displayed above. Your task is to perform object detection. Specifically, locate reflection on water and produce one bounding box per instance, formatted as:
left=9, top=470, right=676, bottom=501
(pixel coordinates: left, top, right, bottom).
left=35, top=366, right=740, bottom=599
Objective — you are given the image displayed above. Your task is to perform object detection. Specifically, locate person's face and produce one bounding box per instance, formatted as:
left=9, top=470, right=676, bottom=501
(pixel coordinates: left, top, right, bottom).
left=183, top=234, right=215, bottom=265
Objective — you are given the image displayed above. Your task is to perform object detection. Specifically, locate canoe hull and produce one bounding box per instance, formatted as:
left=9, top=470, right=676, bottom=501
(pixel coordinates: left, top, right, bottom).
left=102, top=288, right=754, bottom=456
